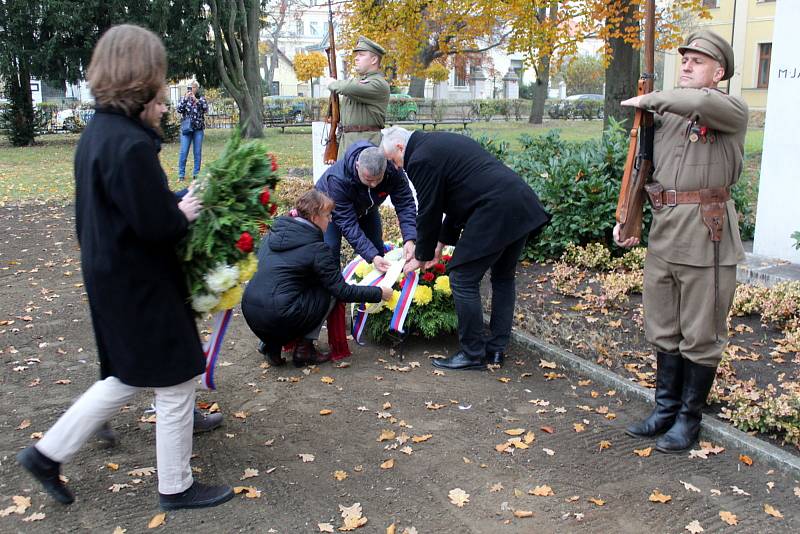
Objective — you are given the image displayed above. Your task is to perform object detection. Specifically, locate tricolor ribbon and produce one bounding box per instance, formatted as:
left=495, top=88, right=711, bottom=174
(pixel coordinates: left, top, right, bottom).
left=200, top=308, right=233, bottom=390
left=342, top=256, right=364, bottom=283
left=389, top=271, right=419, bottom=334
left=351, top=269, right=385, bottom=345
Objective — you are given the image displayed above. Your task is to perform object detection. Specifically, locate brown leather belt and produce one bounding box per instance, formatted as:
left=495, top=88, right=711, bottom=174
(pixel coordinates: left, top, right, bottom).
left=342, top=125, right=382, bottom=133
left=645, top=184, right=730, bottom=210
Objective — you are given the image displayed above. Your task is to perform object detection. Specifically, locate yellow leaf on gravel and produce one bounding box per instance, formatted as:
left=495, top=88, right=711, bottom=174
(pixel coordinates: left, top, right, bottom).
left=127, top=467, right=156, bottom=477
left=739, top=454, right=753, bottom=466
left=684, top=519, right=703, bottom=533
left=573, top=423, right=585, bottom=433
left=318, top=523, right=335, bottom=533
left=334, top=470, right=348, bottom=481
left=321, top=376, right=335, bottom=384
left=539, top=359, right=557, bottom=369
left=378, top=430, right=396, bottom=442
left=147, top=512, right=166, bottom=529
left=513, top=510, right=534, bottom=518
left=588, top=497, right=605, bottom=506
left=719, top=511, right=738, bottom=525
left=764, top=504, right=783, bottom=518
left=634, top=447, right=652, bottom=457
left=411, top=434, right=432, bottom=443
left=106, top=462, right=119, bottom=470
left=22, top=512, right=46, bottom=522
left=16, top=419, right=31, bottom=430
left=530, top=485, right=554, bottom=497
left=241, top=468, right=259, bottom=480
left=497, top=377, right=511, bottom=383
left=648, top=490, right=672, bottom=503
left=233, top=486, right=261, bottom=498
left=504, top=428, right=525, bottom=436
left=233, top=411, right=248, bottom=419
left=386, top=524, right=396, bottom=534
left=380, top=459, right=394, bottom=469
left=524, top=432, right=536, bottom=444
left=490, top=482, right=503, bottom=492
left=113, top=528, right=126, bottom=534
left=448, top=488, right=470, bottom=507
left=319, top=409, right=334, bottom=416
left=598, top=440, right=611, bottom=451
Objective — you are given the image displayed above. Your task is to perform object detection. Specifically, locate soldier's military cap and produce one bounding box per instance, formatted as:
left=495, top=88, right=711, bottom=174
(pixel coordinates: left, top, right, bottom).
left=353, top=36, right=385, bottom=58
left=678, top=30, right=735, bottom=81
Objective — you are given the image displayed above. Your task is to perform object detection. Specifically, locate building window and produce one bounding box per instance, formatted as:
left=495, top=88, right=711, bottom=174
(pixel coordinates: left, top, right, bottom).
left=454, top=63, right=467, bottom=87
left=757, top=43, right=771, bottom=88
left=296, top=20, right=303, bottom=36
left=701, top=0, right=719, bottom=7
left=309, top=21, right=319, bottom=37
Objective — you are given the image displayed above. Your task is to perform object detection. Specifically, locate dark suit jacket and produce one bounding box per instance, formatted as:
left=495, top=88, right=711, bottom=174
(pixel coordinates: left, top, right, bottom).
left=403, top=131, right=550, bottom=269
left=74, top=108, right=205, bottom=387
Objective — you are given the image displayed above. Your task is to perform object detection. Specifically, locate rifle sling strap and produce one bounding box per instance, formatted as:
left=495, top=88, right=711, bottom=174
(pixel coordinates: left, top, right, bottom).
left=342, top=125, right=383, bottom=133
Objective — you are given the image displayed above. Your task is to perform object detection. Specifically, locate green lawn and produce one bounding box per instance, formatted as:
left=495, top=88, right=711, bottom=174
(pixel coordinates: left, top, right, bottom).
left=0, top=120, right=765, bottom=203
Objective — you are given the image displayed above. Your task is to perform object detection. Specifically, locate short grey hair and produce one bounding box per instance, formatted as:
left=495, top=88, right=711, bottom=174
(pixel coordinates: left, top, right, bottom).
left=357, top=146, right=387, bottom=177
left=380, top=126, right=412, bottom=153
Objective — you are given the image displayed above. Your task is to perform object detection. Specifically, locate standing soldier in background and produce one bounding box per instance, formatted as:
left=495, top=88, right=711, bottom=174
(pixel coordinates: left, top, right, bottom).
left=615, top=30, right=747, bottom=453
left=327, top=37, right=390, bottom=161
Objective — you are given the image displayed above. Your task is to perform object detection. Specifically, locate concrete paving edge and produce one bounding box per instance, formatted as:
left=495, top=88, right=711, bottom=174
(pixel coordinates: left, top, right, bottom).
left=505, top=323, right=800, bottom=477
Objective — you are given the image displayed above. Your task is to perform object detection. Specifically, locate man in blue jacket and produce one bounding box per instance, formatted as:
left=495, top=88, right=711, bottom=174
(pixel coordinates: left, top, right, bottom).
left=316, top=141, right=417, bottom=270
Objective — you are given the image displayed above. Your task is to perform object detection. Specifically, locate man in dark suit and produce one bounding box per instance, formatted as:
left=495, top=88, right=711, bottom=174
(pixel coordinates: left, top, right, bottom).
left=383, top=127, right=550, bottom=370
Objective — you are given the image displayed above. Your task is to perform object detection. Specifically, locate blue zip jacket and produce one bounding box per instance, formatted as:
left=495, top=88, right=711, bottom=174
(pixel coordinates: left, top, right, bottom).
left=315, top=141, right=417, bottom=262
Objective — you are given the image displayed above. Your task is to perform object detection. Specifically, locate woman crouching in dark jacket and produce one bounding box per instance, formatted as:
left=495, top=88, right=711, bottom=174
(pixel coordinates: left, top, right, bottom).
left=242, top=190, right=391, bottom=367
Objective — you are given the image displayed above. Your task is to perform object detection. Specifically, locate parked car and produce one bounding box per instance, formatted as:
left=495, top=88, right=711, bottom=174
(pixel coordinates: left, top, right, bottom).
left=387, top=94, right=418, bottom=122
left=264, top=96, right=306, bottom=123
left=549, top=93, right=604, bottom=120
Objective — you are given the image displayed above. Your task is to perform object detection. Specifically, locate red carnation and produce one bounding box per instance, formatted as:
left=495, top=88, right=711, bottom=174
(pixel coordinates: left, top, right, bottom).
left=422, top=272, right=435, bottom=282
left=434, top=263, right=446, bottom=274
left=270, top=154, right=278, bottom=172
left=259, top=188, right=271, bottom=205
left=441, top=254, right=452, bottom=262
left=235, top=231, right=254, bottom=253
left=269, top=203, right=278, bottom=216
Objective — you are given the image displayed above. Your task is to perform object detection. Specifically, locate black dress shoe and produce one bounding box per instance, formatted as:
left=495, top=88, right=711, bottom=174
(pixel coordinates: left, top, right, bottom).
left=193, top=408, right=223, bottom=434
left=432, top=351, right=487, bottom=371
left=159, top=481, right=234, bottom=510
left=486, top=350, right=505, bottom=366
left=94, top=422, right=119, bottom=447
left=258, top=341, right=285, bottom=366
left=17, top=446, right=75, bottom=505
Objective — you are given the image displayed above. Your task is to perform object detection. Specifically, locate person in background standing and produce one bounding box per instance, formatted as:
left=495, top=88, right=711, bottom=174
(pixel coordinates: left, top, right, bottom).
left=177, top=80, right=208, bottom=181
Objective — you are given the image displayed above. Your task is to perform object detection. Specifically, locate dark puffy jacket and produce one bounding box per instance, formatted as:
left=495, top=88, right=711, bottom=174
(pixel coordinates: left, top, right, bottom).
left=315, top=141, right=417, bottom=262
left=241, top=216, right=382, bottom=344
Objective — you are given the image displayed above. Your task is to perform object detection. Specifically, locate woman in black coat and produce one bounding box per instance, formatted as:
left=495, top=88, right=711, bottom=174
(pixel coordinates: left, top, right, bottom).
left=242, top=190, right=391, bottom=367
left=16, top=24, right=232, bottom=512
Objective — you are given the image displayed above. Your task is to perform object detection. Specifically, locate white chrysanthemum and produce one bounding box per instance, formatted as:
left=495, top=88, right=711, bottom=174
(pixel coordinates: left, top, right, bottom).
left=205, top=264, right=240, bottom=293
left=192, top=293, right=220, bottom=313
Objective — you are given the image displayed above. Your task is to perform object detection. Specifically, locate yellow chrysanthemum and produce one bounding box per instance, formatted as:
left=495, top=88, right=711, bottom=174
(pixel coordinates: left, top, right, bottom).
left=212, top=284, right=244, bottom=312
left=413, top=285, right=433, bottom=306
left=237, top=253, right=259, bottom=282
left=354, top=260, right=372, bottom=279
left=434, top=275, right=451, bottom=296
left=386, top=290, right=401, bottom=312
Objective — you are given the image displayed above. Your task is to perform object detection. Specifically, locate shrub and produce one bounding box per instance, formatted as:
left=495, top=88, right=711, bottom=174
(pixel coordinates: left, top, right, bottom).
left=760, top=281, right=800, bottom=326
left=549, top=262, right=584, bottom=296
left=561, top=242, right=613, bottom=271
left=463, top=130, right=511, bottom=162
left=731, top=167, right=758, bottom=240
left=510, top=119, right=650, bottom=261
left=597, top=270, right=643, bottom=306
left=719, top=381, right=800, bottom=448
left=612, top=247, right=647, bottom=271
left=730, top=283, right=769, bottom=316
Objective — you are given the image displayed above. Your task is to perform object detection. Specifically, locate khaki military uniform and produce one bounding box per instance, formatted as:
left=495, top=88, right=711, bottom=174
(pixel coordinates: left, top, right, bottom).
left=639, top=88, right=748, bottom=366
left=328, top=71, right=390, bottom=158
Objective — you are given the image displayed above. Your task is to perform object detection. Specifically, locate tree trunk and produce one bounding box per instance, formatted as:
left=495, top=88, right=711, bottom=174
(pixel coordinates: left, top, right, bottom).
left=408, top=76, right=426, bottom=98
left=528, top=58, right=550, bottom=124
left=209, top=0, right=264, bottom=138
left=604, top=2, right=640, bottom=129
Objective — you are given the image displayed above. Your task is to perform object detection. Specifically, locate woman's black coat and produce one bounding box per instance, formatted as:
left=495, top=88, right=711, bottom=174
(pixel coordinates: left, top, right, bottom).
left=74, top=108, right=205, bottom=387
left=242, top=216, right=382, bottom=345
left=403, top=131, right=551, bottom=269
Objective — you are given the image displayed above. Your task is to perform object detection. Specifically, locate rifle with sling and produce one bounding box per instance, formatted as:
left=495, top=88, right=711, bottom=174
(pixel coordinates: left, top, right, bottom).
left=615, top=0, right=656, bottom=241
left=323, top=0, right=340, bottom=163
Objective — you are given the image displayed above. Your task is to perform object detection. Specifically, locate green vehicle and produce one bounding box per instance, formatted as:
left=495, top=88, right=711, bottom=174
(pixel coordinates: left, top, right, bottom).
left=387, top=94, right=418, bottom=122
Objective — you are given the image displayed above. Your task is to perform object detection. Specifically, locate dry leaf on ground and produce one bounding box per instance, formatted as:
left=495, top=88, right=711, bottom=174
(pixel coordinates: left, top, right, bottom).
left=112, top=528, right=126, bottom=534
left=22, top=512, right=46, bottom=522
left=730, top=485, right=750, bottom=496
left=634, top=447, right=652, bottom=457
left=504, top=428, right=525, bottom=436
left=411, top=434, right=432, bottom=443
left=109, top=483, right=132, bottom=493
left=378, top=430, right=396, bottom=442
left=513, top=510, right=534, bottom=518
left=539, top=359, right=557, bottom=369
left=680, top=481, right=701, bottom=493
left=147, top=513, right=166, bottom=529
left=542, top=448, right=555, bottom=456
left=339, top=502, right=368, bottom=531
left=380, top=459, right=394, bottom=469
left=448, top=488, right=470, bottom=507
left=105, top=462, right=119, bottom=470
left=490, top=482, right=503, bottom=492
left=588, top=497, right=605, bottom=506
left=684, top=520, right=703, bottom=533
left=318, top=523, right=335, bottom=533
left=573, top=423, right=586, bottom=433
left=648, top=490, right=672, bottom=503
left=530, top=485, right=554, bottom=497
left=299, top=453, right=315, bottom=462
left=16, top=420, right=31, bottom=430
left=233, top=486, right=261, bottom=498
left=319, top=409, right=334, bottom=416
left=598, top=440, right=611, bottom=451
left=334, top=470, right=348, bottom=481
left=764, top=504, right=783, bottom=518
left=241, top=468, right=258, bottom=480
left=739, top=454, right=753, bottom=466
left=128, top=467, right=156, bottom=477
left=719, top=511, right=738, bottom=525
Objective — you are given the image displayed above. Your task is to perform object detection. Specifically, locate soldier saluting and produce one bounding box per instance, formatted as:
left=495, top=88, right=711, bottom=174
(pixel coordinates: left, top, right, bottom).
left=326, top=36, right=390, bottom=161
left=614, top=30, right=748, bottom=453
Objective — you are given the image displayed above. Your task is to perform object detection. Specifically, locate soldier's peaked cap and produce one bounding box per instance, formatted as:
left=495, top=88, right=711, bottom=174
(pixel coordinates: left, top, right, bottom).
left=353, top=36, right=385, bottom=58
left=678, top=30, right=735, bottom=81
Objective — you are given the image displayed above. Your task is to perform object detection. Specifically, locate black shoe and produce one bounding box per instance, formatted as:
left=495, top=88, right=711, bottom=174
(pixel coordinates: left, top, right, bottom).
left=94, top=422, right=118, bottom=448
left=486, top=350, right=505, bottom=367
left=193, top=408, right=223, bottom=434
left=655, top=360, right=717, bottom=454
left=432, top=351, right=487, bottom=371
left=16, top=446, right=75, bottom=505
left=258, top=341, right=285, bottom=366
left=625, top=352, right=683, bottom=438
left=159, top=481, right=234, bottom=511
left=293, top=339, right=330, bottom=368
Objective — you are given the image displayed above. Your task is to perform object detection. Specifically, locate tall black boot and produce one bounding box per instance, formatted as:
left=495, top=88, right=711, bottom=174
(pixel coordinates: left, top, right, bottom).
left=17, top=446, right=75, bottom=505
left=656, top=360, right=717, bottom=454
left=625, top=352, right=683, bottom=438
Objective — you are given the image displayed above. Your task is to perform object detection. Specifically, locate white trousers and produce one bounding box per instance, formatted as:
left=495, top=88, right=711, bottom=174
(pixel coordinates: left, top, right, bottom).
left=35, top=376, right=196, bottom=495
